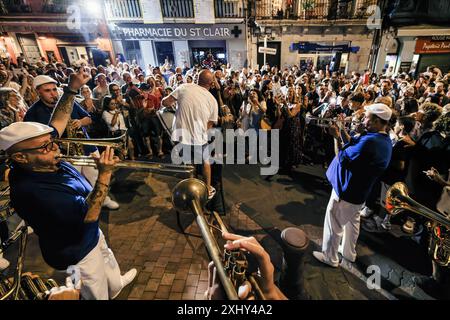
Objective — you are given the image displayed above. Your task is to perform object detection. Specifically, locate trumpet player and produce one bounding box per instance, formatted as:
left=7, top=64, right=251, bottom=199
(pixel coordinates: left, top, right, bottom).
left=313, top=103, right=393, bottom=267
left=23, top=74, right=119, bottom=210
left=0, top=69, right=136, bottom=299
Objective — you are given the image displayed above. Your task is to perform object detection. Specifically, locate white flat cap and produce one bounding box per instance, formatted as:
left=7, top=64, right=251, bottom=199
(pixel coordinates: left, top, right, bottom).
left=33, top=75, right=57, bottom=89
left=0, top=122, right=53, bottom=151
left=364, top=103, right=393, bottom=121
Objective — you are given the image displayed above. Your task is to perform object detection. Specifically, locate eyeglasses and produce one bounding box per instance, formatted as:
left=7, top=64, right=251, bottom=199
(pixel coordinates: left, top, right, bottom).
left=14, top=140, right=57, bottom=154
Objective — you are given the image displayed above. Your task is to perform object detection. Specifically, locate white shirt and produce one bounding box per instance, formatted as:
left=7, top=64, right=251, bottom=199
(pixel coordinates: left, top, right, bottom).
left=170, top=83, right=218, bottom=145
left=102, top=110, right=127, bottom=132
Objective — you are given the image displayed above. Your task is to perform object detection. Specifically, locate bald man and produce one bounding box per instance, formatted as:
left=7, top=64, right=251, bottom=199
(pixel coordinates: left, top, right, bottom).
left=162, top=69, right=218, bottom=198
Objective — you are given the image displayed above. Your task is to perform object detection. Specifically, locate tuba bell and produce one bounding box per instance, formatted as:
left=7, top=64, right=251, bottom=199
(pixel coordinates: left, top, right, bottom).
left=386, top=182, right=450, bottom=266
left=172, top=178, right=265, bottom=300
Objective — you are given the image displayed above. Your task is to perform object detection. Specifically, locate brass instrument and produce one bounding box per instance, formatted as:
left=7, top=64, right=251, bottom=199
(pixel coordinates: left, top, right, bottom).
left=0, top=191, right=60, bottom=300
left=172, top=178, right=265, bottom=300
left=65, top=119, right=88, bottom=156
left=53, top=134, right=195, bottom=179
left=57, top=155, right=195, bottom=179
left=55, top=132, right=127, bottom=156
left=305, top=115, right=356, bottom=128
left=386, top=182, right=450, bottom=266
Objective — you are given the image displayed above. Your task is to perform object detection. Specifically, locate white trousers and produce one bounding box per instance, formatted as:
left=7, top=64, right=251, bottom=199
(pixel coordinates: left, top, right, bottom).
left=74, top=230, right=122, bottom=300
left=322, top=189, right=364, bottom=265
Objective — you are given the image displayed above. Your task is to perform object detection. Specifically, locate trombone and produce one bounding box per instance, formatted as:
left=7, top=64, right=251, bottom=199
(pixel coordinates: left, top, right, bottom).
left=56, top=155, right=194, bottom=179
left=53, top=134, right=195, bottom=179
left=172, top=178, right=265, bottom=300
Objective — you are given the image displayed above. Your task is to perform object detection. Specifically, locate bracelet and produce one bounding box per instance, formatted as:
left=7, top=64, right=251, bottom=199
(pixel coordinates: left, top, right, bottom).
left=63, top=86, right=79, bottom=95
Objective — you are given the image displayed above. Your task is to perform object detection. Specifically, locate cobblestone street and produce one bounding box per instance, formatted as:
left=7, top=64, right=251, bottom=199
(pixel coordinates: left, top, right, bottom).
left=5, top=164, right=435, bottom=300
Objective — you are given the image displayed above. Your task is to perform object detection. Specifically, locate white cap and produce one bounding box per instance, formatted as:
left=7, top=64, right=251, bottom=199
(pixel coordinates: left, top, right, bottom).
left=33, top=75, right=57, bottom=89
left=364, top=103, right=393, bottom=121
left=0, top=122, right=54, bottom=151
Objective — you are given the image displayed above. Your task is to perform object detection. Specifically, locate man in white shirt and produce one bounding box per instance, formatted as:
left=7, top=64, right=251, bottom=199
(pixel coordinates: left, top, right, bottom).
left=162, top=70, right=218, bottom=198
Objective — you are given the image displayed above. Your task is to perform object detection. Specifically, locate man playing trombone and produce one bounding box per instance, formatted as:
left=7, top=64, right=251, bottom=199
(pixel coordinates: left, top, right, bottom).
left=0, top=68, right=136, bottom=299
left=23, top=74, right=119, bottom=210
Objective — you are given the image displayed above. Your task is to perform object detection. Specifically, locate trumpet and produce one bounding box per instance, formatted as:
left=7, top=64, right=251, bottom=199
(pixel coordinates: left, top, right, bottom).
left=172, top=178, right=265, bottom=300
left=305, top=115, right=357, bottom=128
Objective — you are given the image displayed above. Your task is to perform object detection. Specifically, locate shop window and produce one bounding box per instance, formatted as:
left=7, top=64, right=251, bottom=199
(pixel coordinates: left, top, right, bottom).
left=154, top=42, right=174, bottom=68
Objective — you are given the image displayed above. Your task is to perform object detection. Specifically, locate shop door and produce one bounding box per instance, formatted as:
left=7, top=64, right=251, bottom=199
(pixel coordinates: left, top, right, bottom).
left=154, top=42, right=174, bottom=67
left=16, top=34, right=41, bottom=64
left=191, top=48, right=227, bottom=67
left=257, top=42, right=281, bottom=69
left=123, top=40, right=143, bottom=67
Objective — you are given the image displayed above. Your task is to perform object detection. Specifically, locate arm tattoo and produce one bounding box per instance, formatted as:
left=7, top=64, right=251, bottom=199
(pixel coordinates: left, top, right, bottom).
left=84, top=182, right=109, bottom=223
left=50, top=93, right=75, bottom=122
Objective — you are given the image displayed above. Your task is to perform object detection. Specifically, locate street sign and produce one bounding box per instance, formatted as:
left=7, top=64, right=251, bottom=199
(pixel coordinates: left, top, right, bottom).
left=258, top=47, right=277, bottom=55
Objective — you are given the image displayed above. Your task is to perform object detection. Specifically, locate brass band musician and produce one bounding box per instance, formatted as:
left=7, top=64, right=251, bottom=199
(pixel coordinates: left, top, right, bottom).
left=0, top=69, right=136, bottom=299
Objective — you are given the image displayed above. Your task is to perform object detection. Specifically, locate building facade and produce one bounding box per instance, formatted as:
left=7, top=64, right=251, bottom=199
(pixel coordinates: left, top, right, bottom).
left=248, top=0, right=381, bottom=73
left=374, top=0, right=450, bottom=76
left=104, top=0, right=247, bottom=69
left=0, top=0, right=115, bottom=66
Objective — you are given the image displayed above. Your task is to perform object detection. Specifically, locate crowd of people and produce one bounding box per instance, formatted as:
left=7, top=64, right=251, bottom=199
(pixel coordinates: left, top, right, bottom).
left=1, top=52, right=449, bottom=298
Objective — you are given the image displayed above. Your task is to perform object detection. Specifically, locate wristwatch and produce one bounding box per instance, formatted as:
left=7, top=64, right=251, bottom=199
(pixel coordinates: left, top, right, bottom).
left=63, top=86, right=79, bottom=95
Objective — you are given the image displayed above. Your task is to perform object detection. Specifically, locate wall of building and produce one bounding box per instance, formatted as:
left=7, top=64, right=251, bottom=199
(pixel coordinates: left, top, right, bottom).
left=173, top=40, right=190, bottom=68
left=227, top=39, right=246, bottom=70
left=396, top=37, right=416, bottom=74
left=139, top=40, right=156, bottom=68
left=36, top=37, right=63, bottom=62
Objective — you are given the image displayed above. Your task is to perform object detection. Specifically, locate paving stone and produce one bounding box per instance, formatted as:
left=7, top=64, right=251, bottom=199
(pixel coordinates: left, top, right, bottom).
left=160, top=273, right=176, bottom=286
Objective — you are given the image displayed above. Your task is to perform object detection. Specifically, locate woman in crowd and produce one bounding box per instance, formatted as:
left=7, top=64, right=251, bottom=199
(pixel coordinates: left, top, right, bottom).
left=79, top=85, right=104, bottom=138
left=280, top=86, right=306, bottom=172
left=0, top=87, right=28, bottom=129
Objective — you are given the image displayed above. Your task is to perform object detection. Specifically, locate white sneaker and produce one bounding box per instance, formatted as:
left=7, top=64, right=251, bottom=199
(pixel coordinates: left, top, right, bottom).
left=312, top=251, right=338, bottom=268
left=103, top=196, right=120, bottom=210
left=111, top=268, right=137, bottom=300
left=0, top=256, right=10, bottom=271
left=359, top=206, right=374, bottom=218
left=121, top=268, right=137, bottom=287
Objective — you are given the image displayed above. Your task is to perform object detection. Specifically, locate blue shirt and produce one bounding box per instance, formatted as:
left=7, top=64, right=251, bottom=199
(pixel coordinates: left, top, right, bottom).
left=9, top=162, right=99, bottom=270
left=326, top=132, right=392, bottom=204
left=24, top=99, right=97, bottom=155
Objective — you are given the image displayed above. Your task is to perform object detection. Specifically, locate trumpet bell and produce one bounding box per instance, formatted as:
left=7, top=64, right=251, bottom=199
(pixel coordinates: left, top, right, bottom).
left=172, top=178, right=208, bottom=213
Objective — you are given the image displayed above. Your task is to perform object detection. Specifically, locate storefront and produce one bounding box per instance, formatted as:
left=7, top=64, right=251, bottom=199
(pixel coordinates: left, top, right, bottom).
left=109, top=23, right=247, bottom=69
left=290, top=42, right=358, bottom=73
left=0, top=23, right=114, bottom=66
left=413, top=36, right=450, bottom=75
left=375, top=27, right=450, bottom=75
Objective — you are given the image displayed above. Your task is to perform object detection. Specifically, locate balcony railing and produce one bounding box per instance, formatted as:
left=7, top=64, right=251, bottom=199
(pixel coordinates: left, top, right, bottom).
left=215, top=0, right=244, bottom=18
left=256, top=0, right=379, bottom=21
left=104, top=0, right=142, bottom=21
left=161, top=0, right=194, bottom=18
left=0, top=0, right=72, bottom=15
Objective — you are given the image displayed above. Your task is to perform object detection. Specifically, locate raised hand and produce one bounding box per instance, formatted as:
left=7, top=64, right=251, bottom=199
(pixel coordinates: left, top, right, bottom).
left=68, top=67, right=91, bottom=92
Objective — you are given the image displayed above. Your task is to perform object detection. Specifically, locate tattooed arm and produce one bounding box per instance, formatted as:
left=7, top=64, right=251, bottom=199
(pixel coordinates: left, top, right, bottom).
left=84, top=146, right=119, bottom=223
left=49, top=68, right=91, bottom=137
